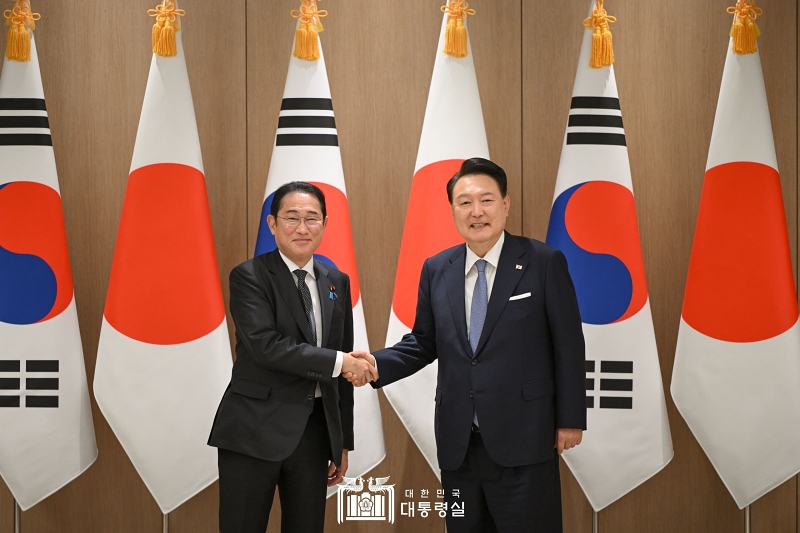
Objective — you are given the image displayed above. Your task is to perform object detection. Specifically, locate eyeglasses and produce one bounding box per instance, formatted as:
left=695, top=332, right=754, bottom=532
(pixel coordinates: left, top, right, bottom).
left=276, top=215, right=324, bottom=228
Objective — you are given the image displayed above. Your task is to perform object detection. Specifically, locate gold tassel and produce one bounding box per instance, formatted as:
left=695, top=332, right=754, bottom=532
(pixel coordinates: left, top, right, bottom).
left=4, top=1, right=39, bottom=62
left=294, top=22, right=309, bottom=59
left=590, top=27, right=602, bottom=68
left=441, top=1, right=475, bottom=58
left=601, top=22, right=614, bottom=65
left=147, top=0, right=185, bottom=57
left=291, top=1, right=327, bottom=61
left=583, top=0, right=616, bottom=68
left=727, top=1, right=761, bottom=55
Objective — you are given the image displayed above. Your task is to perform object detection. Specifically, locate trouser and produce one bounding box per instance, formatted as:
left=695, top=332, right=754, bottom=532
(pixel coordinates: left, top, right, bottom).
left=442, top=429, right=562, bottom=533
left=218, top=398, right=330, bottom=533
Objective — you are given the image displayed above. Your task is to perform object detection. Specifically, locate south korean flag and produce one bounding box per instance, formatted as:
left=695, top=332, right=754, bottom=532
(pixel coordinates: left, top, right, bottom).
left=254, top=23, right=386, bottom=497
left=545, top=0, right=673, bottom=511
left=0, top=21, right=97, bottom=510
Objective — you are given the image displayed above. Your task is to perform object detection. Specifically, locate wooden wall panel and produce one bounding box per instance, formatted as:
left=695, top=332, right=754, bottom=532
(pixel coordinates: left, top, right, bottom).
left=167, top=0, right=248, bottom=531
left=0, top=486, right=11, bottom=533
left=18, top=1, right=162, bottom=531
left=522, top=1, right=593, bottom=531
left=749, top=2, right=798, bottom=531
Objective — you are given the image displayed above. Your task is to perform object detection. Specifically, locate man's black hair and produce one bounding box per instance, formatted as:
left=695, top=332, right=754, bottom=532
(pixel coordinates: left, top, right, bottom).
left=446, top=157, right=508, bottom=203
left=269, top=181, right=327, bottom=219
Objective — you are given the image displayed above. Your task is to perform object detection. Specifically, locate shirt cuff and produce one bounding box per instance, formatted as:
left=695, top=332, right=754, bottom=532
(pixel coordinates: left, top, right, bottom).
left=333, top=351, right=344, bottom=377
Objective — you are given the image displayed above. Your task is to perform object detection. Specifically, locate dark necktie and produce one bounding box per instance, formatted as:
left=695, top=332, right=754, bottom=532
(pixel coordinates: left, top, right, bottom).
left=294, top=269, right=317, bottom=346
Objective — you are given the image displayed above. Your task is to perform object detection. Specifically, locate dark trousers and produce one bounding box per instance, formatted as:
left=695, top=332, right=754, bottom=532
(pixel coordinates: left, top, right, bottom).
left=218, top=399, right=330, bottom=533
left=442, top=430, right=562, bottom=533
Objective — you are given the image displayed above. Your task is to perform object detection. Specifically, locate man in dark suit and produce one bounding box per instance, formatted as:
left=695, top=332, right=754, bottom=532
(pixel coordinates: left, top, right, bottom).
left=208, top=181, right=377, bottom=533
left=348, top=158, right=586, bottom=532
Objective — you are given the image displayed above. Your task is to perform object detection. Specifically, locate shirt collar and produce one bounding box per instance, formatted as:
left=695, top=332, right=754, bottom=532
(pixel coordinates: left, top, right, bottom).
left=279, top=251, right=316, bottom=280
left=465, top=232, right=505, bottom=275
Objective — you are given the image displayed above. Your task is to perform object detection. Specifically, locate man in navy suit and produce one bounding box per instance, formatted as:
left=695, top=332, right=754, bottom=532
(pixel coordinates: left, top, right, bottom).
left=348, top=158, right=586, bottom=532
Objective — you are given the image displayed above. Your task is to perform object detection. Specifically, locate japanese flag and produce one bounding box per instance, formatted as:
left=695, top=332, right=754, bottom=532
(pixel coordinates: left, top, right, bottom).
left=93, top=21, right=232, bottom=513
left=671, top=30, right=800, bottom=508
left=383, top=12, right=489, bottom=477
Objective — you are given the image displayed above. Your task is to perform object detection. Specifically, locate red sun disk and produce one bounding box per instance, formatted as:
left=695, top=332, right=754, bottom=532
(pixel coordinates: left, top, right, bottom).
left=565, top=181, right=648, bottom=322
left=105, top=163, right=225, bottom=345
left=0, top=181, right=73, bottom=322
left=310, top=182, right=361, bottom=305
left=683, top=162, right=799, bottom=342
left=393, top=160, right=465, bottom=328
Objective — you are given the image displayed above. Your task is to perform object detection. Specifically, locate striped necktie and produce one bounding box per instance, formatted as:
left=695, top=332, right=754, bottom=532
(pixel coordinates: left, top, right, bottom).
left=294, top=269, right=317, bottom=346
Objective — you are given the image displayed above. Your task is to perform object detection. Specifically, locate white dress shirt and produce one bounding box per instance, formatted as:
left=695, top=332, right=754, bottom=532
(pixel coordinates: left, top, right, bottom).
left=464, top=232, right=505, bottom=336
left=279, top=252, right=344, bottom=397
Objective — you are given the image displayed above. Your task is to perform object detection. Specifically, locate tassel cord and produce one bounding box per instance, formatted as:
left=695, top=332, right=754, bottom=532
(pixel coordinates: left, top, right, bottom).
left=441, top=1, right=475, bottom=58
left=291, top=0, right=327, bottom=61
left=147, top=0, right=185, bottom=57
left=583, top=0, right=616, bottom=68
left=4, top=1, right=40, bottom=62
left=727, top=1, right=762, bottom=55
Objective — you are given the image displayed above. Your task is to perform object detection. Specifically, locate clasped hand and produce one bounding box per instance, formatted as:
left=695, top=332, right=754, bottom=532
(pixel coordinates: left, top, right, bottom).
left=342, top=351, right=378, bottom=386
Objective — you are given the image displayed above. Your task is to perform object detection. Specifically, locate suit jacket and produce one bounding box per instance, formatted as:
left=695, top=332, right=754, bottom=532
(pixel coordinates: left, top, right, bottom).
left=208, top=250, right=355, bottom=466
left=373, top=232, right=586, bottom=471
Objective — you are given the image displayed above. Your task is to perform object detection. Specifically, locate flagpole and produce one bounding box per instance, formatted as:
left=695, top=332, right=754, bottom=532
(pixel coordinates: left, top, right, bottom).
left=14, top=500, right=19, bottom=533
left=162, top=512, right=168, bottom=533
left=744, top=505, right=750, bottom=533
left=592, top=510, right=598, bottom=533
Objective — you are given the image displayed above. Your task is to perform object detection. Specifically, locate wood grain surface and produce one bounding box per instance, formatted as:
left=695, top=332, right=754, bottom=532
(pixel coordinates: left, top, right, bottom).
left=0, top=485, right=10, bottom=533
left=0, top=0, right=798, bottom=531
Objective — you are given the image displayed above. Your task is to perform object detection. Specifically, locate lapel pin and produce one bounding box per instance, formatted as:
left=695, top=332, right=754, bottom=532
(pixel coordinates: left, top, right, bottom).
left=329, top=285, right=337, bottom=301
left=515, top=264, right=522, bottom=270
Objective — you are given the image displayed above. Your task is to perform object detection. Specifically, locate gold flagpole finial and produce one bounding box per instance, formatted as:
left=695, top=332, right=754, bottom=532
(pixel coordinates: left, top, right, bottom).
left=727, top=1, right=762, bottom=55
left=583, top=0, right=616, bottom=68
left=441, top=1, right=475, bottom=58
left=147, top=0, right=186, bottom=57
left=4, top=0, right=40, bottom=62
left=291, top=0, right=327, bottom=61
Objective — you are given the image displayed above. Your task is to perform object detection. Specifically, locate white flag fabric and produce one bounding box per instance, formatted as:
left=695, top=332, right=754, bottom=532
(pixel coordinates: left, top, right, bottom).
left=94, top=28, right=232, bottom=513
left=383, top=13, right=489, bottom=477
left=671, top=34, right=800, bottom=508
left=0, top=33, right=97, bottom=510
left=544, top=3, right=672, bottom=510
left=254, top=32, right=386, bottom=497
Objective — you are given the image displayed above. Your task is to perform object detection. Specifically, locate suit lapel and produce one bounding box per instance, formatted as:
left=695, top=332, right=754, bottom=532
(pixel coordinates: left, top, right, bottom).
left=475, top=234, right=527, bottom=356
left=444, top=245, right=472, bottom=357
left=314, top=261, right=334, bottom=348
left=265, top=251, right=314, bottom=345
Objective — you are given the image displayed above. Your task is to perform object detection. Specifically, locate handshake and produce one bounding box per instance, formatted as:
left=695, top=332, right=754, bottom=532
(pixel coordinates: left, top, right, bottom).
left=341, top=351, right=378, bottom=387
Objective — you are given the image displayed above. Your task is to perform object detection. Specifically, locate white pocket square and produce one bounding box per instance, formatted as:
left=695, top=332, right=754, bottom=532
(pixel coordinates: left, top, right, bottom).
left=509, top=292, right=531, bottom=301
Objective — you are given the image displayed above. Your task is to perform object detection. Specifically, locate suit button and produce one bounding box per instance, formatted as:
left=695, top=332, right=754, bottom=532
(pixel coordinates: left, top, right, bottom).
left=307, top=371, right=312, bottom=375
left=307, top=395, right=313, bottom=401
left=469, top=391, right=474, bottom=398
left=471, top=359, right=477, bottom=366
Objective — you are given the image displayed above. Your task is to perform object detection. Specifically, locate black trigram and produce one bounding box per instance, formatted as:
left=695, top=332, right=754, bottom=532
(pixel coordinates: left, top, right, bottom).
left=275, top=98, right=338, bottom=147
left=0, top=360, right=59, bottom=408
left=566, top=96, right=625, bottom=147
left=585, top=360, right=632, bottom=409
left=0, top=98, right=52, bottom=147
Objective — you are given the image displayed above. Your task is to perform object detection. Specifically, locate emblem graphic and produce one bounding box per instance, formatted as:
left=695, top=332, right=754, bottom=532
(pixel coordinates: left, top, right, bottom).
left=337, top=476, right=395, bottom=524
